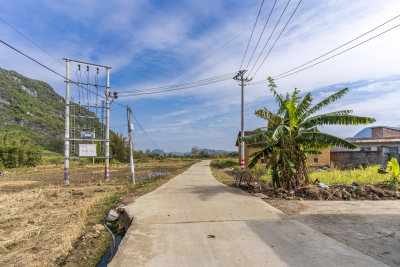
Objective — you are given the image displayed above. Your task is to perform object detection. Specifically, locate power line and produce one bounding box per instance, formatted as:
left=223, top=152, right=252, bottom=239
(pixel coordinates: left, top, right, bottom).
left=246, top=0, right=291, bottom=77
left=130, top=110, right=159, bottom=148
left=273, top=14, right=400, bottom=79
left=274, top=22, right=400, bottom=80
left=251, top=0, right=303, bottom=79
left=244, top=0, right=278, bottom=70
left=171, top=1, right=288, bottom=82
left=0, top=17, right=64, bottom=66
left=239, top=0, right=265, bottom=70
left=118, top=76, right=232, bottom=97
left=0, top=39, right=65, bottom=78
left=118, top=72, right=235, bottom=95
left=247, top=21, right=400, bottom=84
left=0, top=39, right=108, bottom=101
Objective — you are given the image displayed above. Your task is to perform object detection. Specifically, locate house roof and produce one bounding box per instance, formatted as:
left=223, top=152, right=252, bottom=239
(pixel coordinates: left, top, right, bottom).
left=353, top=126, right=400, bottom=138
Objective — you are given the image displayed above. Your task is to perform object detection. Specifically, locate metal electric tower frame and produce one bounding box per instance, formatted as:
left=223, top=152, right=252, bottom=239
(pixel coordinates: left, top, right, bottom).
left=63, top=58, right=112, bottom=184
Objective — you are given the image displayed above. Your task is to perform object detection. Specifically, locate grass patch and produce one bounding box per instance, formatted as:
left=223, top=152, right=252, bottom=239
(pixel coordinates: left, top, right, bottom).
left=210, top=159, right=239, bottom=169
left=211, top=167, right=236, bottom=186
left=259, top=170, right=272, bottom=185
left=310, top=165, right=390, bottom=186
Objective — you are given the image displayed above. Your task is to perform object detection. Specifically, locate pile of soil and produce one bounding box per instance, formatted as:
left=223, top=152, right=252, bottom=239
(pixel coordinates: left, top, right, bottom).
left=225, top=169, right=400, bottom=200
left=259, top=184, right=400, bottom=200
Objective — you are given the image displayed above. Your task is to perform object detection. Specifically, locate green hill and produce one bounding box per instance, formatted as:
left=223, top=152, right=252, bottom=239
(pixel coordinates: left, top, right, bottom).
left=0, top=67, right=104, bottom=153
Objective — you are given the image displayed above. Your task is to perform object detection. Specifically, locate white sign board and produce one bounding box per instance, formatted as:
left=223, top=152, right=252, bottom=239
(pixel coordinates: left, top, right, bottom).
left=79, top=144, right=97, bottom=157
left=81, top=131, right=96, bottom=138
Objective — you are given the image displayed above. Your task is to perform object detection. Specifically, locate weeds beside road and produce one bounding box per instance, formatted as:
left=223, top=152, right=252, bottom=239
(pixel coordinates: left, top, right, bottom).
left=211, top=159, right=400, bottom=200
left=0, top=159, right=197, bottom=267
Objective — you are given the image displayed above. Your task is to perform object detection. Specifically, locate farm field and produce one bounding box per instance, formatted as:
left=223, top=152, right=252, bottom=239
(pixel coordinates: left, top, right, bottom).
left=0, top=159, right=197, bottom=266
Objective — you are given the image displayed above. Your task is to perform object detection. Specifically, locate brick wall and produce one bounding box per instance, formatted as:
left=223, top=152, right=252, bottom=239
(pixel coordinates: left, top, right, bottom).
left=331, top=151, right=399, bottom=168
left=238, top=144, right=266, bottom=167
left=371, top=127, right=400, bottom=138
left=239, top=145, right=329, bottom=167
left=306, top=147, right=331, bottom=167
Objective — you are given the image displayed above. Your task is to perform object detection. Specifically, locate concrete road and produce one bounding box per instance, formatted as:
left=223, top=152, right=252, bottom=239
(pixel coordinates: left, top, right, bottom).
left=110, top=161, right=386, bottom=266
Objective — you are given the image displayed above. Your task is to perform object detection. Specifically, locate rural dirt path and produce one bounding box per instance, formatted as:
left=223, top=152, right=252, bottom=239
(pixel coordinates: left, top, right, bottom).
left=110, top=161, right=386, bottom=266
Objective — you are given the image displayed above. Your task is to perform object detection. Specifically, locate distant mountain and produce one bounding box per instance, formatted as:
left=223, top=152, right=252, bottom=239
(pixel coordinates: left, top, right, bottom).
left=0, top=67, right=105, bottom=152
left=198, top=148, right=233, bottom=155
left=352, top=127, right=372, bottom=138
left=169, top=151, right=188, bottom=156
left=151, top=149, right=165, bottom=154
left=352, top=126, right=400, bottom=138
left=169, top=148, right=234, bottom=155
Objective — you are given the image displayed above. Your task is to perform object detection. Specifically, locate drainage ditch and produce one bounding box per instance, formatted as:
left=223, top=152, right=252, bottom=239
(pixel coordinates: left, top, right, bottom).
left=96, top=172, right=170, bottom=266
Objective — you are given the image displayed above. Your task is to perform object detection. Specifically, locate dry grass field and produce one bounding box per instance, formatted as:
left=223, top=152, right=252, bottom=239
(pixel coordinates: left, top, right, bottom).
left=0, top=159, right=197, bottom=266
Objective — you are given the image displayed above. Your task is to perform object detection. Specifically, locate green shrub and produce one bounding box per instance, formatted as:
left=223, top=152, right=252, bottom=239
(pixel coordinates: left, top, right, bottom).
left=211, top=160, right=240, bottom=169
left=0, top=131, right=43, bottom=169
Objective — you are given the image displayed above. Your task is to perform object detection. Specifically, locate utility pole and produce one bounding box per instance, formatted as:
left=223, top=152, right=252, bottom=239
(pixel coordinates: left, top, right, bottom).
left=64, top=59, right=70, bottom=184
left=105, top=67, right=110, bottom=182
left=127, top=106, right=135, bottom=184
left=233, top=70, right=251, bottom=171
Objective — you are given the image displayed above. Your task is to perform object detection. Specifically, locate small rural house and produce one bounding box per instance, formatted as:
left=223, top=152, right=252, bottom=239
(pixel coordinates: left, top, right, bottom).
left=331, top=126, right=400, bottom=167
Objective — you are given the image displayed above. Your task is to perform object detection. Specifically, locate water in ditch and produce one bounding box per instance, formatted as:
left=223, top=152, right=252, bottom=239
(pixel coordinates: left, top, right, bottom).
left=97, top=234, right=123, bottom=266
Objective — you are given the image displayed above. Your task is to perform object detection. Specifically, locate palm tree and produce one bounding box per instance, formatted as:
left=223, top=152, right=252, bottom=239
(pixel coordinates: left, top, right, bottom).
left=242, top=77, right=375, bottom=190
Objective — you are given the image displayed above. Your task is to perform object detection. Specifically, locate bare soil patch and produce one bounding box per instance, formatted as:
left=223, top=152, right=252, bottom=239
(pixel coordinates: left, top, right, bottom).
left=223, top=168, right=400, bottom=201
left=0, top=159, right=197, bottom=267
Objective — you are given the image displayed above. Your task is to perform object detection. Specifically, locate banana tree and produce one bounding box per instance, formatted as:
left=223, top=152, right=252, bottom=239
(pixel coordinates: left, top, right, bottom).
left=242, top=77, right=376, bottom=190
left=378, top=157, right=400, bottom=188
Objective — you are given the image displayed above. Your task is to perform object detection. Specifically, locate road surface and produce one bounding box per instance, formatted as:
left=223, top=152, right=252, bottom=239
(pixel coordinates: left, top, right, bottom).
left=110, top=160, right=386, bottom=266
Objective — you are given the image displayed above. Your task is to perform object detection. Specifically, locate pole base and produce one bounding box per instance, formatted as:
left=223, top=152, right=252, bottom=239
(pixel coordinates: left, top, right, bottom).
left=105, top=178, right=109, bottom=183
left=64, top=180, right=69, bottom=185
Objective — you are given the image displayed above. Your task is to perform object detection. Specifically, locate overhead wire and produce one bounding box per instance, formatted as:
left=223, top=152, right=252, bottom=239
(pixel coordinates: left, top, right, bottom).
left=118, top=72, right=235, bottom=96
left=251, top=0, right=303, bottom=78
left=272, top=13, right=400, bottom=79
left=246, top=0, right=291, bottom=77
left=119, top=77, right=233, bottom=97
left=129, top=110, right=159, bottom=148
left=248, top=20, right=400, bottom=84
left=239, top=0, right=265, bottom=70
left=0, top=39, right=107, bottom=101
left=162, top=1, right=288, bottom=83
left=0, top=16, right=64, bottom=66
left=274, top=22, right=400, bottom=80
left=244, top=0, right=278, bottom=70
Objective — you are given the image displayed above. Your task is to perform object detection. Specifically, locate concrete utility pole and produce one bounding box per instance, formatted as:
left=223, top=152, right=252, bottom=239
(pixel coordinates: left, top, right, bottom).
left=105, top=67, right=110, bottom=182
left=64, top=59, right=70, bottom=184
left=233, top=70, right=251, bottom=171
left=127, top=106, right=135, bottom=184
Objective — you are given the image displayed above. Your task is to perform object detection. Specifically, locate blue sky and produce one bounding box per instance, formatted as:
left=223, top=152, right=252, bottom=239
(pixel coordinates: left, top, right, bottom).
left=1, top=0, right=400, bottom=152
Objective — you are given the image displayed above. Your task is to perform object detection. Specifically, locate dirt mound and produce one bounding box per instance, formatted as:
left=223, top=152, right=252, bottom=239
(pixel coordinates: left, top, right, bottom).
left=226, top=169, right=400, bottom=200
left=259, top=183, right=400, bottom=201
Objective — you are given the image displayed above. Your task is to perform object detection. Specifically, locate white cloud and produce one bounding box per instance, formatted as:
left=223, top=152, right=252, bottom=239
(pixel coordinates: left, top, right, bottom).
left=2, top=0, right=400, bottom=151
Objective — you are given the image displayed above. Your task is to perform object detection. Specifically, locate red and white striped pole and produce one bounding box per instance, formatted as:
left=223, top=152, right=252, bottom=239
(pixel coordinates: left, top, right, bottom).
left=233, top=70, right=250, bottom=172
